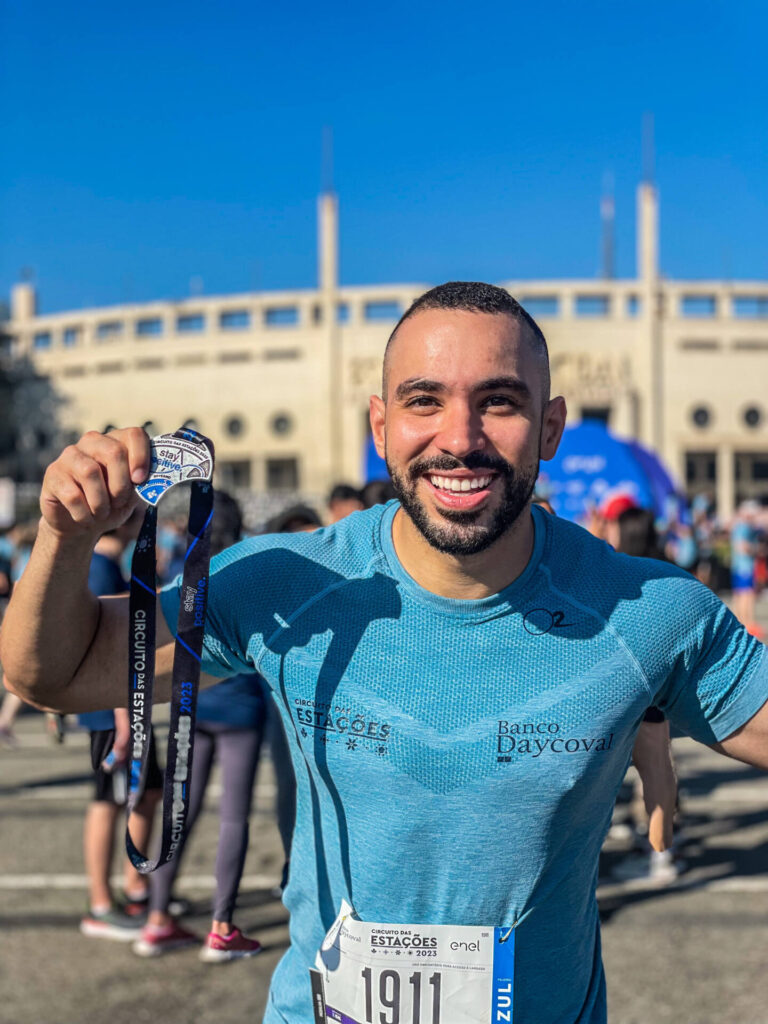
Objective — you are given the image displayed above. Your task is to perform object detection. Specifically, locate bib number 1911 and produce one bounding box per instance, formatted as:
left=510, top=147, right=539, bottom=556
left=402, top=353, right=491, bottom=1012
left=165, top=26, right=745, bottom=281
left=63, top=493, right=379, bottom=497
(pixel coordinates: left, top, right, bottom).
left=361, top=968, right=442, bottom=1024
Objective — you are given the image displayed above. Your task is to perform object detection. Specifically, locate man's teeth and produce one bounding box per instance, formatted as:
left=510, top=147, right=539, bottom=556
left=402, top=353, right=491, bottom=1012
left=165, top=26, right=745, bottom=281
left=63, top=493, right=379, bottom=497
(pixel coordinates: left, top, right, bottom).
left=428, top=474, right=493, bottom=492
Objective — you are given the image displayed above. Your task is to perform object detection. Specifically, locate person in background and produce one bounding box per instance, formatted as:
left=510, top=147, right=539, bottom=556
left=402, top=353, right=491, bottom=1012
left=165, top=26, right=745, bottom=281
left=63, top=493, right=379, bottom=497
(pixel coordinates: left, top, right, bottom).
left=360, top=479, right=397, bottom=509
left=0, top=524, right=67, bottom=746
left=608, top=505, right=682, bottom=883
left=532, top=494, right=555, bottom=515
left=0, top=526, right=12, bottom=615
left=265, top=504, right=322, bottom=535
left=730, top=501, right=761, bottom=638
left=326, top=483, right=364, bottom=523
left=259, top=502, right=326, bottom=894
left=80, top=509, right=163, bottom=940
left=134, top=491, right=267, bottom=961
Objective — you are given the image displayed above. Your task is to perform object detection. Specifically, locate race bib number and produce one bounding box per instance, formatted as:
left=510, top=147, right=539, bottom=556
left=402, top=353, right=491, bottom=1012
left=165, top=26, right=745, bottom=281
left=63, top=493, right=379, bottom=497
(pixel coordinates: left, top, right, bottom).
left=311, top=901, right=515, bottom=1024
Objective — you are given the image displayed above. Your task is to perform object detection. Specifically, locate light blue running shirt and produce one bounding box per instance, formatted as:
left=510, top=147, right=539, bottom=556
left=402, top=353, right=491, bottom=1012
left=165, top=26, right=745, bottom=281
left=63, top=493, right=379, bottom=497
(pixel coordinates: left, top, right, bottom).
left=160, top=502, right=768, bottom=1024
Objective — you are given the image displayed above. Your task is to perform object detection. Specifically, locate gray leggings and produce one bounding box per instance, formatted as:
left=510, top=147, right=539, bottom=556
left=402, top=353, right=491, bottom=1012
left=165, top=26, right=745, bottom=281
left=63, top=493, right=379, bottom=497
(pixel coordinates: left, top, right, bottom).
left=149, top=721, right=263, bottom=923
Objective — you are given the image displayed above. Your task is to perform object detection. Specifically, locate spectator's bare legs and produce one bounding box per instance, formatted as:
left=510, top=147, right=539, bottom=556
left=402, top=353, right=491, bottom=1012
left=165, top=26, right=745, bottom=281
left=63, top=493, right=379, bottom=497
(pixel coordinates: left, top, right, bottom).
left=733, top=587, right=756, bottom=631
left=632, top=719, right=677, bottom=852
left=0, top=689, right=23, bottom=743
left=84, top=801, right=120, bottom=911
left=123, top=790, right=162, bottom=898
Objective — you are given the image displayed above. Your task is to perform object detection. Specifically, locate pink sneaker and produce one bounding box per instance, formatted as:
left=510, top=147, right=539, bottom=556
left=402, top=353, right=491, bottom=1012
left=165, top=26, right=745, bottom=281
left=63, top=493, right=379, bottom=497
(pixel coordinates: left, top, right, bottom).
left=199, top=926, right=262, bottom=963
left=132, top=921, right=199, bottom=958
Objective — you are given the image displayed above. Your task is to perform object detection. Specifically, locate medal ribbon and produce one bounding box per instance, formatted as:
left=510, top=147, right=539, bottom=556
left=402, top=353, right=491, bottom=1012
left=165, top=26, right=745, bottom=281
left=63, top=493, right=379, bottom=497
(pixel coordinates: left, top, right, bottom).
left=125, top=427, right=215, bottom=872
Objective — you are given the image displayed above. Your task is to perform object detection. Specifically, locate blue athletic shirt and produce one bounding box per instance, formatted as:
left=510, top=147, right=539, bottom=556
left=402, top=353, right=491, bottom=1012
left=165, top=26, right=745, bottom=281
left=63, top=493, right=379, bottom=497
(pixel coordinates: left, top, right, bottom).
left=160, top=501, right=768, bottom=1024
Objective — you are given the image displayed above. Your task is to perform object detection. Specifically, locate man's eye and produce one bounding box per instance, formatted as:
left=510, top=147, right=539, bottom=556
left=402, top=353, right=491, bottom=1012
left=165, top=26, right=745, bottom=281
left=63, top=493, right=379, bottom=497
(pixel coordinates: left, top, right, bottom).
left=406, top=396, right=439, bottom=407
left=483, top=395, right=517, bottom=408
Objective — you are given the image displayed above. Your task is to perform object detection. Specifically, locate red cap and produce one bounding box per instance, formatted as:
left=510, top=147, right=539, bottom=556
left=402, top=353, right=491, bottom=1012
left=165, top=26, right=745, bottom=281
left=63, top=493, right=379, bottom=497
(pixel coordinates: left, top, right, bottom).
left=600, top=493, right=639, bottom=520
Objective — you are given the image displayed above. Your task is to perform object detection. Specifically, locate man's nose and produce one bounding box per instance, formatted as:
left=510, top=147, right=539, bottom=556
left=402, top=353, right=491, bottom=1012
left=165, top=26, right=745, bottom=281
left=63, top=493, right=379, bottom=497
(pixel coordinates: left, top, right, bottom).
left=434, top=401, right=485, bottom=458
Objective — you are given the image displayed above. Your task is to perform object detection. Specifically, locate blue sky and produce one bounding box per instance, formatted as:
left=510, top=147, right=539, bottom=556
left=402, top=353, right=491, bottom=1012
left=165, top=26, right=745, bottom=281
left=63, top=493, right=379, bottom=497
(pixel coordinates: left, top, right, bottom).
left=1, top=0, right=766, bottom=313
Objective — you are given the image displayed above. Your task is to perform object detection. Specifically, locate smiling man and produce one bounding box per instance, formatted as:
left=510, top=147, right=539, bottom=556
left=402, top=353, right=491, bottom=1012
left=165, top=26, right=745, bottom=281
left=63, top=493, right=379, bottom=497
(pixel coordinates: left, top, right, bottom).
left=2, top=281, right=767, bottom=1024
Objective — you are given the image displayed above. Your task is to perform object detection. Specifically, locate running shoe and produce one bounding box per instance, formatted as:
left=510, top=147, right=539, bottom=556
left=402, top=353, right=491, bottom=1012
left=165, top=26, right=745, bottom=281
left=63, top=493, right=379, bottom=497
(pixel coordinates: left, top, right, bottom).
left=611, top=849, right=686, bottom=884
left=80, top=906, right=145, bottom=942
left=132, top=921, right=199, bottom=958
left=0, top=725, right=17, bottom=748
left=167, top=894, right=193, bottom=917
left=119, top=892, right=149, bottom=922
left=199, top=927, right=262, bottom=963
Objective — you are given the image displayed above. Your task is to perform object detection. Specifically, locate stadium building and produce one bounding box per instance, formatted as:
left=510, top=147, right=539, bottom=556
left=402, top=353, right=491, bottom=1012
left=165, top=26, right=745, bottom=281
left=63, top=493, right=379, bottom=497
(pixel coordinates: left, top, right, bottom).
left=2, top=182, right=767, bottom=517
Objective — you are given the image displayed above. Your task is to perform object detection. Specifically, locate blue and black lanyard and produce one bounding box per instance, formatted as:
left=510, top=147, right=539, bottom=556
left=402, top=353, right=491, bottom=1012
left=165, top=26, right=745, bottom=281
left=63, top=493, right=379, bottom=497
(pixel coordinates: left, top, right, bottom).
left=125, top=427, right=215, bottom=872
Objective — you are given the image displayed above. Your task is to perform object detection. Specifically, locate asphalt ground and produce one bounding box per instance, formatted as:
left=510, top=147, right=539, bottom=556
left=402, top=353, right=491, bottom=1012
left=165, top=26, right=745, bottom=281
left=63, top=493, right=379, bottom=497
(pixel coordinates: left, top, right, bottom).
left=1, top=602, right=767, bottom=1024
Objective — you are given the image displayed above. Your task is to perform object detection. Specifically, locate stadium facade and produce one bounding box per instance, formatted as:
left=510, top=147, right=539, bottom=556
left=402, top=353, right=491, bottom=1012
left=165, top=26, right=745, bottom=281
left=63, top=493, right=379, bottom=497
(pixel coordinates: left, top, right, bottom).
left=2, top=184, right=767, bottom=516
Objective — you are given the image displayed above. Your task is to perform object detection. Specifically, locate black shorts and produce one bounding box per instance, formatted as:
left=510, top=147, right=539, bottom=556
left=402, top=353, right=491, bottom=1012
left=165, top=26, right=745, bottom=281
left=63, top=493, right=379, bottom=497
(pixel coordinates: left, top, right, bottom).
left=642, top=706, right=666, bottom=724
left=90, top=728, right=162, bottom=803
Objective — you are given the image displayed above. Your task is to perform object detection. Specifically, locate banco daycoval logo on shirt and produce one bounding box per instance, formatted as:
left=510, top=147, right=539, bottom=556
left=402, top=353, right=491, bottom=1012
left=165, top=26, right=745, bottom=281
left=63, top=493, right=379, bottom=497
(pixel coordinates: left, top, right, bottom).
left=496, top=720, right=614, bottom=762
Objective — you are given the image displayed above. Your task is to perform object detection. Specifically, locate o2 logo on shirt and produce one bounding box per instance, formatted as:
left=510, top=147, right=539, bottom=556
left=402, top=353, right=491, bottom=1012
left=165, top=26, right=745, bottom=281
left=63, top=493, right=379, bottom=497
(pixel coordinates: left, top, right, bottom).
left=522, top=608, right=571, bottom=635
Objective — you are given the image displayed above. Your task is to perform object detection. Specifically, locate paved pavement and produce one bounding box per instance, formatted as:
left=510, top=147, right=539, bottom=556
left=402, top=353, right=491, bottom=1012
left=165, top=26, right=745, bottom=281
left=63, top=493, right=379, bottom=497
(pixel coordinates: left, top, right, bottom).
left=1, top=602, right=766, bottom=1024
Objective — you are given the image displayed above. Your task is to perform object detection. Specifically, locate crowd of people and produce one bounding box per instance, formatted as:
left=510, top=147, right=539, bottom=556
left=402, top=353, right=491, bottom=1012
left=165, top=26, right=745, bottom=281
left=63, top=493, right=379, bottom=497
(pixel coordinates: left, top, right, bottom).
left=0, top=477, right=395, bottom=961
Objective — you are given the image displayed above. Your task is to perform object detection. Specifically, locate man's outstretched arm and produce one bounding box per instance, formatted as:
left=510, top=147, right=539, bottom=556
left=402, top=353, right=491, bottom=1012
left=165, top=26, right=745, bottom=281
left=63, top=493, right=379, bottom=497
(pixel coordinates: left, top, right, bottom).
left=0, top=428, right=189, bottom=713
left=713, top=699, right=768, bottom=771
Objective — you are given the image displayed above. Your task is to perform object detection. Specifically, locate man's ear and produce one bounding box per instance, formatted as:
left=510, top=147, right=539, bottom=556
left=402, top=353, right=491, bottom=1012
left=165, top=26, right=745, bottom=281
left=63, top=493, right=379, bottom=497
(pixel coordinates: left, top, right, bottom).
left=369, top=395, right=386, bottom=458
left=540, top=396, right=567, bottom=461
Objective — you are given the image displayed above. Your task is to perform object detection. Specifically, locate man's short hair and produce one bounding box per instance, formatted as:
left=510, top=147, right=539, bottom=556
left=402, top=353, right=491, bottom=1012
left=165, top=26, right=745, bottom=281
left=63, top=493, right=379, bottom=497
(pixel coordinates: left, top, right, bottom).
left=382, top=281, right=550, bottom=403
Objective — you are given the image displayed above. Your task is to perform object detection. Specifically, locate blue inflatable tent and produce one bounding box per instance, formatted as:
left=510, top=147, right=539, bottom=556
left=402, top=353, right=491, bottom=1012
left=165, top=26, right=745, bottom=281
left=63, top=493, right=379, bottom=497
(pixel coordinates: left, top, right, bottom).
left=538, top=420, right=684, bottom=523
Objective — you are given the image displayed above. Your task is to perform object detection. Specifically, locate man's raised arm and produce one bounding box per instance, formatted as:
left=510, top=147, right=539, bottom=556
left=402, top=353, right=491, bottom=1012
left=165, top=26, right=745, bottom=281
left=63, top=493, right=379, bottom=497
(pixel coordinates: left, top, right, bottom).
left=0, top=428, right=178, bottom=713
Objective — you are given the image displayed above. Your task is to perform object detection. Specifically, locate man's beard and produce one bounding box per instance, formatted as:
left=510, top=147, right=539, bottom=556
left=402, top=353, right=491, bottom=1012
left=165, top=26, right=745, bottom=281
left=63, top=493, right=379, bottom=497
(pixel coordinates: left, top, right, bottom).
left=387, top=451, right=539, bottom=555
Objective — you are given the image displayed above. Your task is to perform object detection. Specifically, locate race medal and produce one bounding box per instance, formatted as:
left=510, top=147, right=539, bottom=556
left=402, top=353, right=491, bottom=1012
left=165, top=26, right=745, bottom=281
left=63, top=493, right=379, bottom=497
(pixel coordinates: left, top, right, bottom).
left=136, top=431, right=214, bottom=507
left=310, top=901, right=515, bottom=1024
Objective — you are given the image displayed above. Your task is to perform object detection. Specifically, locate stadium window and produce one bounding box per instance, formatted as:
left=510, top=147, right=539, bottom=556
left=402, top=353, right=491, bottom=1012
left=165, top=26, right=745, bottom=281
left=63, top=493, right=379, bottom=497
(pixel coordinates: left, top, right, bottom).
left=264, top=348, right=301, bottom=361
left=266, top=457, right=299, bottom=491
left=679, top=339, right=720, bottom=351
left=270, top=412, right=293, bottom=436
left=744, top=406, right=763, bottom=429
left=96, top=320, right=123, bottom=340
left=364, top=300, right=402, bottom=322
left=225, top=415, right=245, bottom=437
left=218, top=351, right=251, bottom=363
left=136, top=317, right=163, bottom=337
left=575, top=295, right=610, bottom=317
left=733, top=296, right=768, bottom=319
left=685, top=451, right=716, bottom=487
left=219, top=309, right=251, bottom=330
left=520, top=296, right=559, bottom=318
left=218, top=460, right=252, bottom=489
left=691, top=406, right=712, bottom=429
left=580, top=407, right=611, bottom=425
left=681, top=295, right=717, bottom=318
left=337, top=303, right=350, bottom=323
left=63, top=327, right=80, bottom=346
left=265, top=306, right=299, bottom=327
left=33, top=331, right=52, bottom=349
left=626, top=295, right=642, bottom=317
left=177, top=314, right=205, bottom=332
left=733, top=339, right=768, bottom=351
